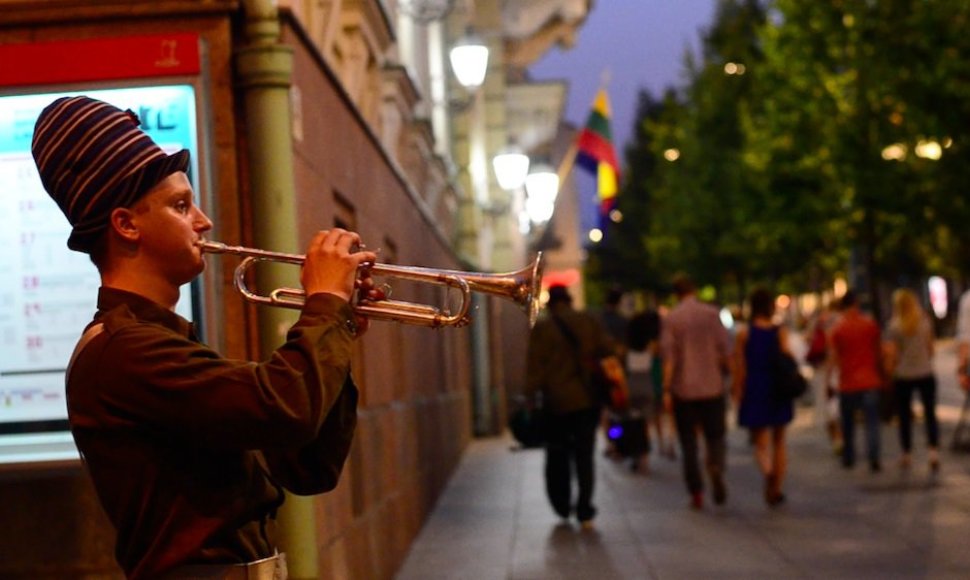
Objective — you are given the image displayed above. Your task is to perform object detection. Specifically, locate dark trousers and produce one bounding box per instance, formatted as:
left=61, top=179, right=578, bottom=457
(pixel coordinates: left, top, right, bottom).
left=672, top=395, right=727, bottom=494
left=895, top=376, right=939, bottom=452
left=839, top=389, right=881, bottom=466
left=544, top=407, right=600, bottom=522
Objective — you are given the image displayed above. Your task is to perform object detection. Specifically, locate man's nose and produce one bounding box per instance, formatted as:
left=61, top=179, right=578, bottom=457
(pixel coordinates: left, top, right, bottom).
left=195, top=208, right=213, bottom=232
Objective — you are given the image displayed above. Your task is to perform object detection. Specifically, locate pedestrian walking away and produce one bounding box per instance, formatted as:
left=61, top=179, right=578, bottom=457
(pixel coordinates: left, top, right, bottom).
left=661, top=274, right=733, bottom=510
left=527, top=284, right=618, bottom=530
left=596, top=286, right=630, bottom=461
left=827, top=290, right=885, bottom=473
left=883, top=288, right=940, bottom=472
left=732, top=288, right=794, bottom=507
left=956, top=288, right=970, bottom=395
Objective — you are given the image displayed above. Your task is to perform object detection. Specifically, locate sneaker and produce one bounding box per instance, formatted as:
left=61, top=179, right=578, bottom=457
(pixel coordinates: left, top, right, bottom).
left=711, top=473, right=727, bottom=505
left=767, top=492, right=787, bottom=508
left=579, top=519, right=595, bottom=531
left=690, top=492, right=704, bottom=510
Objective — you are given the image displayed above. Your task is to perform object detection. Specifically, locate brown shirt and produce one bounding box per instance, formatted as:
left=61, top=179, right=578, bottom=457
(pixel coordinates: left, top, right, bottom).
left=526, top=304, right=615, bottom=414
left=68, top=288, right=359, bottom=579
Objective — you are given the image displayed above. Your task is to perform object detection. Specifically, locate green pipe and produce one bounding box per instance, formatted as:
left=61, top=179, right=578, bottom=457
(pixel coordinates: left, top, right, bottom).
left=236, top=2, right=318, bottom=578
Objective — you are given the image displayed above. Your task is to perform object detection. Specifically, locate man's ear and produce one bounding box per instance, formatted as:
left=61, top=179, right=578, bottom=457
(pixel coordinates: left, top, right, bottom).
left=108, top=207, right=140, bottom=243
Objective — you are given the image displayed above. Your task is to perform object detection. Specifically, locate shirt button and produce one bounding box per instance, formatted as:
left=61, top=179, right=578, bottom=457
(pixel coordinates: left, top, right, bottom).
left=344, top=317, right=358, bottom=336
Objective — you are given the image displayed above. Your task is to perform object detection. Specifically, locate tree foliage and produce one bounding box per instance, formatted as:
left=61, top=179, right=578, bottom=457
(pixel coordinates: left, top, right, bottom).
left=588, top=0, right=970, bottom=311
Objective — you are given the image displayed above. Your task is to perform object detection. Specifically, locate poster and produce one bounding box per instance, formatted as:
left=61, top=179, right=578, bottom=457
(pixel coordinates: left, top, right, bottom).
left=0, top=85, right=200, bottom=461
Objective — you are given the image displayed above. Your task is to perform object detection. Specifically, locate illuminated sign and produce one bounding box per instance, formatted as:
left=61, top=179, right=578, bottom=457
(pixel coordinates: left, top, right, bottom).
left=0, top=85, right=200, bottom=465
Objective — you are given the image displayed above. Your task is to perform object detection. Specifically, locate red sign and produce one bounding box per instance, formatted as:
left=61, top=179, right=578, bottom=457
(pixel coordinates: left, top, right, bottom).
left=0, top=33, right=200, bottom=87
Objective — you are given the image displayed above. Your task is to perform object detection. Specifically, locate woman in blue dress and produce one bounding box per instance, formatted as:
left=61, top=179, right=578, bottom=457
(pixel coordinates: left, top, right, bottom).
left=731, top=288, right=795, bottom=506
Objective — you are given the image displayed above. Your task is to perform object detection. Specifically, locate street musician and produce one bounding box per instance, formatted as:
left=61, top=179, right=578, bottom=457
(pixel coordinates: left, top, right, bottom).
left=32, top=95, right=375, bottom=579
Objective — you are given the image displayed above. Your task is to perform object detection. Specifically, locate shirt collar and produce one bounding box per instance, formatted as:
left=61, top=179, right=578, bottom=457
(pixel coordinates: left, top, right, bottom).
left=96, top=287, right=195, bottom=337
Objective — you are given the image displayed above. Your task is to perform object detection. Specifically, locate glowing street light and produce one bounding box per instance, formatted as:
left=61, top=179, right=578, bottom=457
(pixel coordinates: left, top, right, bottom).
left=524, top=165, right=559, bottom=225
left=492, top=147, right=530, bottom=191
left=449, top=29, right=489, bottom=90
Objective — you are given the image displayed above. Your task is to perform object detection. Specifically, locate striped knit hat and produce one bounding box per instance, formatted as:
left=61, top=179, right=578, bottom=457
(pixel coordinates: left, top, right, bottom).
left=31, top=96, right=190, bottom=253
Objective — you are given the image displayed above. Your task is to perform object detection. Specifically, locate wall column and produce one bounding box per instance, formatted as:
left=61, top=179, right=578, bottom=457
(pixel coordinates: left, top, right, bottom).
left=236, top=2, right=317, bottom=579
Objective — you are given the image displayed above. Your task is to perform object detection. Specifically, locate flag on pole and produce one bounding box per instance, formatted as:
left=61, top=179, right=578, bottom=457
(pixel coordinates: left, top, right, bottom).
left=575, top=89, right=621, bottom=227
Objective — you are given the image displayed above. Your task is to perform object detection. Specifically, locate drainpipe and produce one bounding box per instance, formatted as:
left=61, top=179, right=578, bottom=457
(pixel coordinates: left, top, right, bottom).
left=236, top=1, right=318, bottom=578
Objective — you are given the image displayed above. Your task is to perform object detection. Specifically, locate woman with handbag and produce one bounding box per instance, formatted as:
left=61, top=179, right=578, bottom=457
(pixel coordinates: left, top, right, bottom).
left=883, top=288, right=940, bottom=473
left=732, top=288, right=795, bottom=507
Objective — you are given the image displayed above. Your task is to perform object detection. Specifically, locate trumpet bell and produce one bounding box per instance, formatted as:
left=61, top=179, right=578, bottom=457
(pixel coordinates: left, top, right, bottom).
left=462, top=253, right=544, bottom=328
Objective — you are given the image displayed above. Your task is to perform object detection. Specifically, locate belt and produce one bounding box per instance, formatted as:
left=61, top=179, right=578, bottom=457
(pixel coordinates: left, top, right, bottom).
left=163, top=552, right=287, bottom=580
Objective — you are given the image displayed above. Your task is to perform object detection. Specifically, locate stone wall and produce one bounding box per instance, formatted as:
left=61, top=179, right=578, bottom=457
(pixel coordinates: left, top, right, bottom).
left=0, top=5, right=474, bottom=578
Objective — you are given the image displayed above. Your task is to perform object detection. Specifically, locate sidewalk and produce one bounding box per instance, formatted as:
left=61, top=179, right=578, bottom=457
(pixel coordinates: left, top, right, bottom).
left=396, top=342, right=970, bottom=580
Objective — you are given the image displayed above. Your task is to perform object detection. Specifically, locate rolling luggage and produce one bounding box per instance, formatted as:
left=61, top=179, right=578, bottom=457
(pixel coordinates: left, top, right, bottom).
left=607, top=410, right=649, bottom=458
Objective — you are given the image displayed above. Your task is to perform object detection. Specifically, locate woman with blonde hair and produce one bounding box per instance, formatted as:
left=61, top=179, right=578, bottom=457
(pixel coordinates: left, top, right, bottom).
left=884, top=288, right=940, bottom=472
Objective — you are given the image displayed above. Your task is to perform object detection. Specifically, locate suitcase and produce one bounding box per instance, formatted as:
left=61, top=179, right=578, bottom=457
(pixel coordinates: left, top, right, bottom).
left=607, top=411, right=649, bottom=457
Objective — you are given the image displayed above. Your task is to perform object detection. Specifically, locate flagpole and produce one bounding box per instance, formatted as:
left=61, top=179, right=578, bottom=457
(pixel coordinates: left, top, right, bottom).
left=600, top=68, right=612, bottom=92
left=556, top=138, right=579, bottom=192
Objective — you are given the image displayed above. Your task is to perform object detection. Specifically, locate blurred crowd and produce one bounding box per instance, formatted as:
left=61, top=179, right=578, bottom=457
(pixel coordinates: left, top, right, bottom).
left=520, top=277, right=970, bottom=527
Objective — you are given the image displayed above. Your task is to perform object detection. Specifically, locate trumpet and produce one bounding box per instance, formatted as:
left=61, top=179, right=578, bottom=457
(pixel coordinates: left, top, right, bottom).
left=198, top=240, right=544, bottom=328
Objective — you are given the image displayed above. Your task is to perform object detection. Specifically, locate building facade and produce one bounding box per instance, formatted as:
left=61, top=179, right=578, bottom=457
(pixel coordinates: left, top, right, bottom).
left=0, top=0, right=589, bottom=577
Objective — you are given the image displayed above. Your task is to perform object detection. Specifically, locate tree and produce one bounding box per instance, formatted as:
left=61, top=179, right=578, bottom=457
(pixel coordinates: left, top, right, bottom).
left=590, top=0, right=970, bottom=315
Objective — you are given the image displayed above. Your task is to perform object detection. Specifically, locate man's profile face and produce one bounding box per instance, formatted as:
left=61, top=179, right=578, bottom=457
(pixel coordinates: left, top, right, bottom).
left=128, top=172, right=213, bottom=285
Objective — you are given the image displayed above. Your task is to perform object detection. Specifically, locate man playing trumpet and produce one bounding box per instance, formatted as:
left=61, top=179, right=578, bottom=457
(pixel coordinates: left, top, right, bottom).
left=32, top=95, right=376, bottom=579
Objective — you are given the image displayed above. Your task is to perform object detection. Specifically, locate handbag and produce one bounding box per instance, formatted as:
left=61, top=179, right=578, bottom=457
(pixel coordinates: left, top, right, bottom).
left=771, top=329, right=808, bottom=401
left=806, top=324, right=827, bottom=366
left=508, top=403, right=545, bottom=448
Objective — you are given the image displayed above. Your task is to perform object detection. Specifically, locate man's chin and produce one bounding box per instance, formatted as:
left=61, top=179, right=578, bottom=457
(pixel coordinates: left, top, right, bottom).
left=177, top=261, right=205, bottom=285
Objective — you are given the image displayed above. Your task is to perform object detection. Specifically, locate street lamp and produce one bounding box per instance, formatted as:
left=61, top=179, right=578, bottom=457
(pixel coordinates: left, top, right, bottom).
left=492, top=146, right=530, bottom=191
left=524, top=164, right=559, bottom=225
left=449, top=29, right=489, bottom=91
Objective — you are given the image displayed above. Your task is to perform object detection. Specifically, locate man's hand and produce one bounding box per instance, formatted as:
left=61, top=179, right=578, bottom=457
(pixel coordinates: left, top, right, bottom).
left=301, top=229, right=378, bottom=303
